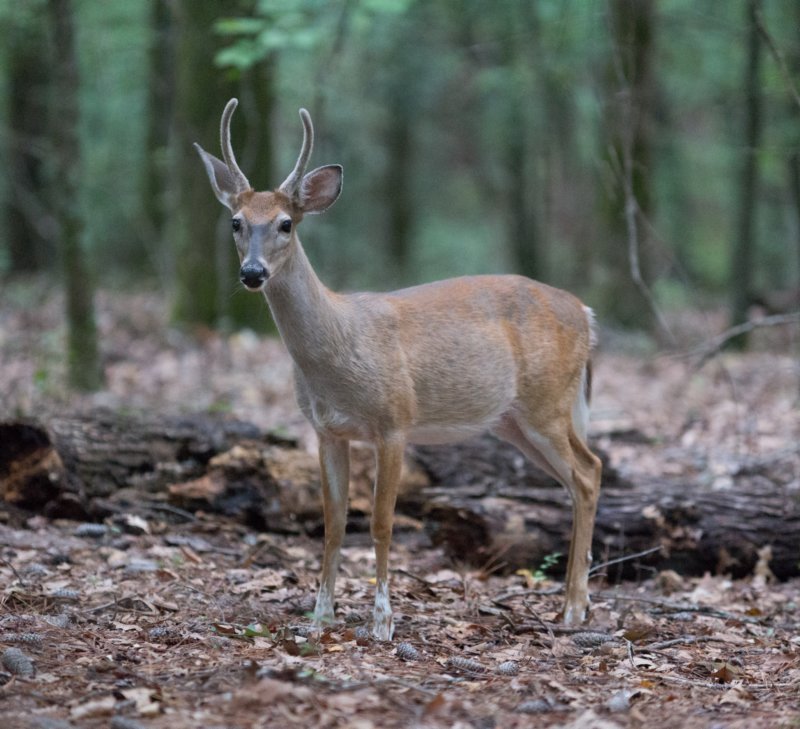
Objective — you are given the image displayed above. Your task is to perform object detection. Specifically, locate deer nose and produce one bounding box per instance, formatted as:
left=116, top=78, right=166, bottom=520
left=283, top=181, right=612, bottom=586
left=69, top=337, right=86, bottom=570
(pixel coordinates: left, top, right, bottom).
left=239, top=262, right=268, bottom=289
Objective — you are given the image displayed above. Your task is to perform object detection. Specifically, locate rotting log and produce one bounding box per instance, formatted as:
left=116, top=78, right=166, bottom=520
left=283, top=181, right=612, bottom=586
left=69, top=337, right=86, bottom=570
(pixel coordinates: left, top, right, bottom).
left=0, top=411, right=423, bottom=532
left=1, top=414, right=798, bottom=579
left=410, top=436, right=800, bottom=580
left=0, top=410, right=282, bottom=521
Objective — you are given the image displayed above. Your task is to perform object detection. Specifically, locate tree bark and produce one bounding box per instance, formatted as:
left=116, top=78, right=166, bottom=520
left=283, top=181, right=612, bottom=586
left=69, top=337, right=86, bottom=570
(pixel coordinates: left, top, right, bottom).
left=0, top=411, right=277, bottom=520
left=410, top=435, right=799, bottom=580
left=3, top=412, right=797, bottom=580
left=170, top=0, right=236, bottom=328
left=48, top=0, right=101, bottom=391
left=2, top=16, right=52, bottom=274
left=141, top=0, right=176, bottom=282
left=600, top=0, right=657, bottom=330
left=729, top=0, right=764, bottom=338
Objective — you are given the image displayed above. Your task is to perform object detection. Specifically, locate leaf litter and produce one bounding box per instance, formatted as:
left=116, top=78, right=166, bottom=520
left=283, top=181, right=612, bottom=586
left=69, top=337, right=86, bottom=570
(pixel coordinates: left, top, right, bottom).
left=1, top=287, right=799, bottom=727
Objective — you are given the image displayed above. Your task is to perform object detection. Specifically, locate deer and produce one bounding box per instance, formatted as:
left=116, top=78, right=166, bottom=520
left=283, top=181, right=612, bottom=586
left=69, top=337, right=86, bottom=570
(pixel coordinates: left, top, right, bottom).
left=195, top=99, right=602, bottom=641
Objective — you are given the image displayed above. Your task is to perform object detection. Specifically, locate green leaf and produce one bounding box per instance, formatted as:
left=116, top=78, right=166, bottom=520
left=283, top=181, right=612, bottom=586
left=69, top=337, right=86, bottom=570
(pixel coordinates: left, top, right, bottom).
left=215, top=17, right=266, bottom=36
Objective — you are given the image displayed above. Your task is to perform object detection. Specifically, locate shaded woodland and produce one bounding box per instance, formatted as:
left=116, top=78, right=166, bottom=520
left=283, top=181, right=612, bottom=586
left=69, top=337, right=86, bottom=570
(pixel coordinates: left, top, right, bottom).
left=1, top=0, right=799, bottom=384
left=1, top=1, right=800, bottom=727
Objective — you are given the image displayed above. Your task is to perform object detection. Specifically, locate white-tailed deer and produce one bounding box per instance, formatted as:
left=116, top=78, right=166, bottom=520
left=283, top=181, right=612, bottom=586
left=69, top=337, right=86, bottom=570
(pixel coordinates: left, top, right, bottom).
left=195, top=100, right=602, bottom=640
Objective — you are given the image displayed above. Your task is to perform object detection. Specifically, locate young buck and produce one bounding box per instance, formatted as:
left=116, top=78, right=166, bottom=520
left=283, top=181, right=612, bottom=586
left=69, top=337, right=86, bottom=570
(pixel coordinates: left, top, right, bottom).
left=195, top=100, right=602, bottom=640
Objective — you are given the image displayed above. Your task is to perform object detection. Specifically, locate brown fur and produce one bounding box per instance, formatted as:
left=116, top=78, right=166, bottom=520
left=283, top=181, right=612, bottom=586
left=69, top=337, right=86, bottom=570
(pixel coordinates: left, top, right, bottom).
left=195, top=100, right=603, bottom=639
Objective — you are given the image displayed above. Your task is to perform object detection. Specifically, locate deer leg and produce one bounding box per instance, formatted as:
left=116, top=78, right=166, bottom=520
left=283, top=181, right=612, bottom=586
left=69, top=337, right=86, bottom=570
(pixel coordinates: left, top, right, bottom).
left=371, top=434, right=405, bottom=641
left=561, top=431, right=601, bottom=625
left=313, top=435, right=350, bottom=627
left=503, top=416, right=601, bottom=625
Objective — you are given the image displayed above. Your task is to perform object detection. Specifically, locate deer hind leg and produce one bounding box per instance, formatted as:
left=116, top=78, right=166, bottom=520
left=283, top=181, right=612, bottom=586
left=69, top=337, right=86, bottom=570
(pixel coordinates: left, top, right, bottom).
left=370, top=434, right=405, bottom=641
left=495, top=412, right=601, bottom=625
left=314, top=435, right=350, bottom=627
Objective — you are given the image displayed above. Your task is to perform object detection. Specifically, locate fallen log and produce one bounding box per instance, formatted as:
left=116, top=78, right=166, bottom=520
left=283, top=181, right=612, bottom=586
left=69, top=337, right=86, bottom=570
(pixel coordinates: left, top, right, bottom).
left=0, top=411, right=424, bottom=532
left=410, top=436, right=800, bottom=580
left=1, top=413, right=797, bottom=579
left=0, top=410, right=284, bottom=520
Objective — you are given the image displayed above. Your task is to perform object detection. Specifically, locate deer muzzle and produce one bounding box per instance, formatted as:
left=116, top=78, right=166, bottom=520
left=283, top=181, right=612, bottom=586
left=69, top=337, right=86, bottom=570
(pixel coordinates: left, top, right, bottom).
left=239, top=261, right=268, bottom=290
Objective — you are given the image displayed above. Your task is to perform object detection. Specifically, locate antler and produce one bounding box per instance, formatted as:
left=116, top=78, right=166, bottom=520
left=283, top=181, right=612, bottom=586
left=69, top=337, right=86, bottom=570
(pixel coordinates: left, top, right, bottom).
left=220, top=98, right=250, bottom=192
left=279, top=108, right=314, bottom=198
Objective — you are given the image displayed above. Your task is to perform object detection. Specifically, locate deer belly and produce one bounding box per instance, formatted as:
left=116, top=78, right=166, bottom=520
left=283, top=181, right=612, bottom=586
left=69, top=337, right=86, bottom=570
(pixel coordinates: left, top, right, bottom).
left=407, top=422, right=495, bottom=445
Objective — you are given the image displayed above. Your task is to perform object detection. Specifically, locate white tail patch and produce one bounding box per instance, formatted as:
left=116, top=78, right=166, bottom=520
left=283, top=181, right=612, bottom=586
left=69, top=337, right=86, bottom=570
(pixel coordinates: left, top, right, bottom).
left=572, top=365, right=590, bottom=443
left=584, top=306, right=598, bottom=349
left=571, top=307, right=597, bottom=443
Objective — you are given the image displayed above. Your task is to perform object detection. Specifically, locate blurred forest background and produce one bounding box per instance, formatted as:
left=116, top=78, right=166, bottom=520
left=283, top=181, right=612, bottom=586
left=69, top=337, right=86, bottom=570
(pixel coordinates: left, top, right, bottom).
left=1, top=0, right=799, bottom=391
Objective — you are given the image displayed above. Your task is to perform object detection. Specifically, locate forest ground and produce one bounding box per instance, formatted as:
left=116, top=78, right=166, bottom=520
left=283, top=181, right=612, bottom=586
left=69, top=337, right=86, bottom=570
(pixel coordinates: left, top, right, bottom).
left=0, top=280, right=799, bottom=728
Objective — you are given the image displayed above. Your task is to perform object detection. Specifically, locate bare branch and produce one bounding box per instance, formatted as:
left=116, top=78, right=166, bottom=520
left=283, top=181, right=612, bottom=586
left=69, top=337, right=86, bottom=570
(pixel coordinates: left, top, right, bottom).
left=690, top=312, right=800, bottom=368
left=588, top=545, right=663, bottom=576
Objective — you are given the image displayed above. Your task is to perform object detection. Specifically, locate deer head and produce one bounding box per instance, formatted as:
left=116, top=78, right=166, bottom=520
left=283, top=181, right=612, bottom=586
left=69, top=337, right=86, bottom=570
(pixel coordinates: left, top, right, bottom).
left=194, top=99, right=342, bottom=290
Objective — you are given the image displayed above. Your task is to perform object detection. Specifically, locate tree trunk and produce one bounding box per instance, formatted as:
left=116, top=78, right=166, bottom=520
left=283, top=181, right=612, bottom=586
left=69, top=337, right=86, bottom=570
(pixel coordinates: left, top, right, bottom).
left=505, top=97, right=539, bottom=281
left=600, top=0, right=656, bottom=330
left=170, top=0, right=235, bottom=328
left=381, top=9, right=418, bottom=286
left=2, top=17, right=52, bottom=274
left=48, top=0, right=101, bottom=391
left=385, top=103, right=414, bottom=281
left=729, top=0, right=764, bottom=338
left=504, top=3, right=541, bottom=282
left=141, top=0, right=176, bottom=283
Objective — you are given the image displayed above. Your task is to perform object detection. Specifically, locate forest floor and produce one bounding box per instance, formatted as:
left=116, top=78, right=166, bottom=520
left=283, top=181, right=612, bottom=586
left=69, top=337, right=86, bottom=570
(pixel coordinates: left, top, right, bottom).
left=0, top=281, right=799, bottom=728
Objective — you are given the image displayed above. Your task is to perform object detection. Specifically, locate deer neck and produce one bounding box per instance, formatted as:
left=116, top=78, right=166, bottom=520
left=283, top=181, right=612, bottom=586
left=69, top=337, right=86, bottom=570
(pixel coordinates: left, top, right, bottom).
left=263, top=238, right=348, bottom=371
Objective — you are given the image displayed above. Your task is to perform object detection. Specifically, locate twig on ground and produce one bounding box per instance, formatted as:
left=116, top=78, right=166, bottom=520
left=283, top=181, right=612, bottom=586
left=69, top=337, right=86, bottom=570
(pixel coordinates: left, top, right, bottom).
left=0, top=558, right=26, bottom=586
left=626, top=639, right=637, bottom=670
left=595, top=591, right=765, bottom=624
left=492, top=585, right=561, bottom=605
left=644, top=635, right=716, bottom=651
left=588, top=546, right=663, bottom=576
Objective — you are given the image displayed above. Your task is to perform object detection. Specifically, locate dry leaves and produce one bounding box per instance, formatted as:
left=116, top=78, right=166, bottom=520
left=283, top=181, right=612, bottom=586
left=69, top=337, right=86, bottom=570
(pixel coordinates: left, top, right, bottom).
left=1, top=289, right=800, bottom=727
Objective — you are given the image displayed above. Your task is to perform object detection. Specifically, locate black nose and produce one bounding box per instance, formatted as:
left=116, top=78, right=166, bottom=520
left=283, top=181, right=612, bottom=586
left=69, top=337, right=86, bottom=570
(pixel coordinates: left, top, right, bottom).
left=240, top=262, right=267, bottom=289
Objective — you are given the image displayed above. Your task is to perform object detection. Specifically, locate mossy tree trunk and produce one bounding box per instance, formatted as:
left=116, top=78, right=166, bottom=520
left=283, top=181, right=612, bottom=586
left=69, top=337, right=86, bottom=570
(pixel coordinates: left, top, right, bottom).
left=729, top=0, right=764, bottom=340
left=170, top=0, right=235, bottom=328
left=48, top=0, right=101, bottom=391
left=141, top=0, right=176, bottom=285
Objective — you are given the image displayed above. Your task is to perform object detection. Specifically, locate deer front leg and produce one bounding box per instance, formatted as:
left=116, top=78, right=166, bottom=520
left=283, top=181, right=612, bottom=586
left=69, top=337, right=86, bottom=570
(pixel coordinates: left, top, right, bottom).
left=371, top=434, right=405, bottom=641
left=313, top=435, right=350, bottom=628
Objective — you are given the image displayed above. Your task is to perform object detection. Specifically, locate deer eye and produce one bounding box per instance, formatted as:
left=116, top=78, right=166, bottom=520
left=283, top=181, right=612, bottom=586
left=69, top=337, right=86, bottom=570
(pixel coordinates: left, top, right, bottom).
left=231, top=218, right=241, bottom=232
left=279, top=219, right=292, bottom=233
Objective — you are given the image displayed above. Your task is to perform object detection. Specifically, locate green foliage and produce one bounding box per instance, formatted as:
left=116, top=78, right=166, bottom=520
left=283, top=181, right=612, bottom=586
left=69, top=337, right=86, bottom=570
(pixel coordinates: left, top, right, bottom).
left=517, top=552, right=563, bottom=586
left=1, top=0, right=799, bottom=333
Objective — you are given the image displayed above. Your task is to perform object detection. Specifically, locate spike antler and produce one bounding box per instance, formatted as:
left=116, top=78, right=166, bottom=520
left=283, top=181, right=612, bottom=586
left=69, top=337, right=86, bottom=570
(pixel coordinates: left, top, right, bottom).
left=279, top=108, right=314, bottom=198
left=220, top=98, right=251, bottom=192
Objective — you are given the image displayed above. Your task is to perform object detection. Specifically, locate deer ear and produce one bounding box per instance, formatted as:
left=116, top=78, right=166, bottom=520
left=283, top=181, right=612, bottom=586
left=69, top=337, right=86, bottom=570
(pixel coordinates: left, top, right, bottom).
left=299, top=165, right=342, bottom=214
left=194, top=143, right=239, bottom=210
